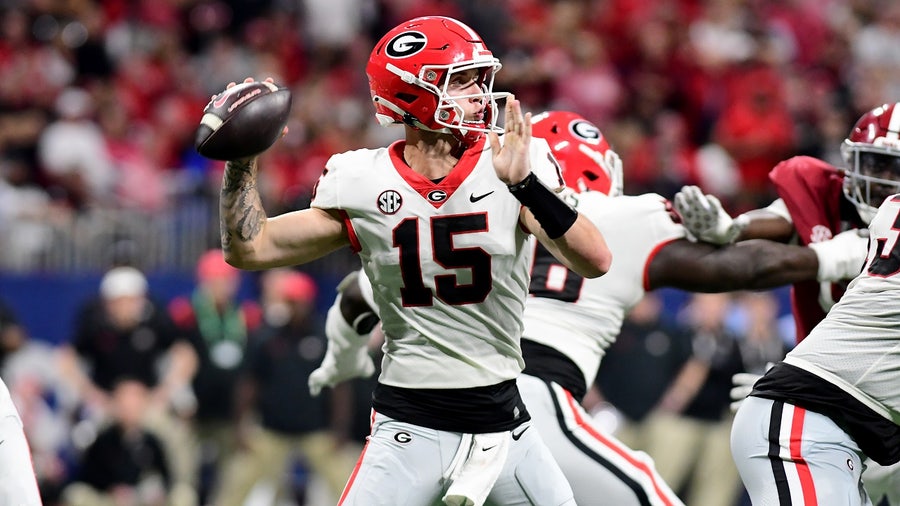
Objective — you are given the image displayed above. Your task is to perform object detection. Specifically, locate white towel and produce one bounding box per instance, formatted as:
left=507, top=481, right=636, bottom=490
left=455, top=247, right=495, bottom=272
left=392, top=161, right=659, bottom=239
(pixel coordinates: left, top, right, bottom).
left=442, top=432, right=510, bottom=506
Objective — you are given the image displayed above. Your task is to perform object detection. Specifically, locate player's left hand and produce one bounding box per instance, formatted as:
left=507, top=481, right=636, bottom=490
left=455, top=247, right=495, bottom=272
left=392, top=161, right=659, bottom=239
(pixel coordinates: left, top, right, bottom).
left=729, top=372, right=761, bottom=413
left=489, top=96, right=531, bottom=186
left=673, top=185, right=745, bottom=245
left=308, top=345, right=375, bottom=396
left=730, top=362, right=774, bottom=412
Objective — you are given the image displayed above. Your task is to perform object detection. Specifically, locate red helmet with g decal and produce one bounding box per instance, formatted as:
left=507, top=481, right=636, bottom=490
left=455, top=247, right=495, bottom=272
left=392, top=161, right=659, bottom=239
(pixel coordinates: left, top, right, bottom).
left=841, top=102, right=900, bottom=224
left=366, top=16, right=508, bottom=146
left=531, top=111, right=623, bottom=196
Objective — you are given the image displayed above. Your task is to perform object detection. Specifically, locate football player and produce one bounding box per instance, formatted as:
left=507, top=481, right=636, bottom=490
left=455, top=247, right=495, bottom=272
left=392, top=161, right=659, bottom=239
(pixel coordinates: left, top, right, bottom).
left=731, top=194, right=900, bottom=506
left=309, top=111, right=867, bottom=506
left=217, top=16, right=611, bottom=506
left=674, top=103, right=900, bottom=505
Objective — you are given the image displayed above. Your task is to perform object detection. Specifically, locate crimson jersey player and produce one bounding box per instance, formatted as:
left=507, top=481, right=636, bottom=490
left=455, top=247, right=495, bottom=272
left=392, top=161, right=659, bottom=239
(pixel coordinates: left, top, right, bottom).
left=675, top=102, right=900, bottom=340
left=675, top=102, right=900, bottom=505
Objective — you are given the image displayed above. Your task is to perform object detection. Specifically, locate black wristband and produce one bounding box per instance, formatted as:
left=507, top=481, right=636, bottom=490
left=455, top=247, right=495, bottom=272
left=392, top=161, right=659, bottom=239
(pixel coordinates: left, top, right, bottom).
left=508, top=172, right=578, bottom=239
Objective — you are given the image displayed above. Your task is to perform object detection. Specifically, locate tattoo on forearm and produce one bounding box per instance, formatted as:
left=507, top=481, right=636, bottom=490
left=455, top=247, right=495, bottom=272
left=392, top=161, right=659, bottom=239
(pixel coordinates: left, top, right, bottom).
left=220, top=159, right=266, bottom=250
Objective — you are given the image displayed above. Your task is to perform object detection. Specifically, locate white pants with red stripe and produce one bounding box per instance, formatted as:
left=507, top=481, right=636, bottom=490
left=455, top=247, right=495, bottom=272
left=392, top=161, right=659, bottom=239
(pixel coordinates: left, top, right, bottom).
left=517, top=374, right=684, bottom=506
left=731, top=396, right=873, bottom=506
left=337, top=410, right=575, bottom=505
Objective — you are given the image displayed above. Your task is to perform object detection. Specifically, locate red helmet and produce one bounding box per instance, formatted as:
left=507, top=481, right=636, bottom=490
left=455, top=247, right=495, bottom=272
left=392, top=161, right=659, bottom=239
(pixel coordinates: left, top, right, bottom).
left=366, top=16, right=507, bottom=146
left=841, top=102, right=900, bottom=224
left=531, top=111, right=623, bottom=196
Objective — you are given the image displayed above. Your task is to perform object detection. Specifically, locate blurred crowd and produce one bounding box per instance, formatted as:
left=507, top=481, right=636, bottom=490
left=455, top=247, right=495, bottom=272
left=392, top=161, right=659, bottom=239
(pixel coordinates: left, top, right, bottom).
left=2, top=251, right=374, bottom=506
left=1, top=0, right=899, bottom=271
left=1, top=0, right=899, bottom=504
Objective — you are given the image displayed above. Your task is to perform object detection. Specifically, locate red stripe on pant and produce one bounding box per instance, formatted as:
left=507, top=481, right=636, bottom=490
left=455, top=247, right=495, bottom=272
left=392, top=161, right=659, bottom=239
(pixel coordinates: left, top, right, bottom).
left=564, top=389, right=678, bottom=506
left=338, top=409, right=378, bottom=505
left=789, top=406, right=818, bottom=505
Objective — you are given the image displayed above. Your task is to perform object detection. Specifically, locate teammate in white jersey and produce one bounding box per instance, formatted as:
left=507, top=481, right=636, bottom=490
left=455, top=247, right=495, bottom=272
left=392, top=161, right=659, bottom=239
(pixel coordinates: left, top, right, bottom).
left=0, top=377, right=43, bottom=505
left=731, top=194, right=900, bottom=506
left=310, top=111, right=868, bottom=506
left=217, top=16, right=611, bottom=506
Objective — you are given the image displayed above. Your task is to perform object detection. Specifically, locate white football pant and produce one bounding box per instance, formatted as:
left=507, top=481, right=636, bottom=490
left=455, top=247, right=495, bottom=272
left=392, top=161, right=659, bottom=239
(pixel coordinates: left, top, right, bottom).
left=338, top=411, right=576, bottom=505
left=517, top=374, right=684, bottom=506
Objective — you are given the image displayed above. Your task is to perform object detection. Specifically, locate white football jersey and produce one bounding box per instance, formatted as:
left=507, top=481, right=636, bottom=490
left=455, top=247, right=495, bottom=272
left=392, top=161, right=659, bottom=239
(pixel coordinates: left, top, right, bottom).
left=784, top=194, right=900, bottom=422
left=312, top=136, right=563, bottom=389
left=522, top=192, right=686, bottom=388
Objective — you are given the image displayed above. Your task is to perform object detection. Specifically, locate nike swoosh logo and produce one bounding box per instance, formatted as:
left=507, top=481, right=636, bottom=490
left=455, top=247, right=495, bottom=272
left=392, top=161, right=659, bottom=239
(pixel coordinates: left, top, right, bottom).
left=469, top=191, right=494, bottom=203
left=511, top=425, right=529, bottom=441
left=481, top=445, right=497, bottom=452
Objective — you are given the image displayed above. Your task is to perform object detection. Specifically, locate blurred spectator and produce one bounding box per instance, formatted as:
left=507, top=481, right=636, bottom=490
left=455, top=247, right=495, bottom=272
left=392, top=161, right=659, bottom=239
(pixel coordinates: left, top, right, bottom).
left=730, top=291, right=790, bottom=374
left=213, top=269, right=356, bottom=506
left=37, top=87, right=115, bottom=211
left=850, top=0, right=900, bottom=102
left=643, top=293, right=745, bottom=506
left=0, top=296, right=28, bottom=367
left=61, top=378, right=191, bottom=506
left=596, top=292, right=693, bottom=446
left=57, top=266, right=198, bottom=503
left=168, top=249, right=262, bottom=505
left=0, top=155, right=62, bottom=270
left=6, top=340, right=73, bottom=506
left=712, top=63, right=795, bottom=209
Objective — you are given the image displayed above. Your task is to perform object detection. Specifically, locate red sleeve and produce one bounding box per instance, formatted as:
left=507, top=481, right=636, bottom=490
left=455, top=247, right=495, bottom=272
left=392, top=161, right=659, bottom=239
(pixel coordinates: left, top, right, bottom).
left=769, top=156, right=845, bottom=246
left=768, top=156, right=848, bottom=342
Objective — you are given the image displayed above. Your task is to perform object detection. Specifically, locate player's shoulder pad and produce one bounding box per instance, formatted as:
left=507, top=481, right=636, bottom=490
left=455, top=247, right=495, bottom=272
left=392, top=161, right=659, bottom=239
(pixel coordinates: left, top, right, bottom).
left=325, top=146, right=388, bottom=174
left=871, top=194, right=900, bottom=234
left=770, top=156, right=841, bottom=184
left=529, top=137, right=566, bottom=190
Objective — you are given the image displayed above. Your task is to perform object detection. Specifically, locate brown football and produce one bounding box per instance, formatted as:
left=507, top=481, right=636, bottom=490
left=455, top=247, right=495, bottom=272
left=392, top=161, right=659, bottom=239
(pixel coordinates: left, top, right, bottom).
left=195, top=81, right=292, bottom=160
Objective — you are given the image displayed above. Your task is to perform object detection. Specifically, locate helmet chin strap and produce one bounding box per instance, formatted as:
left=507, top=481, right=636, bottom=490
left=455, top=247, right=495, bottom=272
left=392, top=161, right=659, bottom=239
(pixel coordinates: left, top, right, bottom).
left=372, top=95, right=449, bottom=134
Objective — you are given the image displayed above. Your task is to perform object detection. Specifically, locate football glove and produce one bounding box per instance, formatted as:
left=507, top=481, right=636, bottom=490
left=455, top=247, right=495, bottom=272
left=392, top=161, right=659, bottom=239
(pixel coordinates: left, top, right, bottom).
left=808, top=228, right=870, bottom=282
left=673, top=185, right=747, bottom=245
left=308, top=272, right=378, bottom=397
left=730, top=362, right=774, bottom=413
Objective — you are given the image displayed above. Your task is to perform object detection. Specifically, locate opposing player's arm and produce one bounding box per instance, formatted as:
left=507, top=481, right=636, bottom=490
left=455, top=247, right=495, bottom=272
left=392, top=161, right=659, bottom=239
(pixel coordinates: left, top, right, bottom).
left=522, top=209, right=611, bottom=279
left=734, top=207, right=796, bottom=243
left=648, top=229, right=866, bottom=291
left=219, top=157, right=350, bottom=270
left=647, top=239, right=818, bottom=291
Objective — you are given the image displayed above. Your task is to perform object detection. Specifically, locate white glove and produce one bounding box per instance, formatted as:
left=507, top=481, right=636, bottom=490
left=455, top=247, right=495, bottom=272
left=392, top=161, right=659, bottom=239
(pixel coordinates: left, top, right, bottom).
left=808, top=228, right=870, bottom=282
left=308, top=297, right=376, bottom=396
left=730, top=362, right=774, bottom=413
left=729, top=372, right=761, bottom=413
left=673, top=185, right=747, bottom=245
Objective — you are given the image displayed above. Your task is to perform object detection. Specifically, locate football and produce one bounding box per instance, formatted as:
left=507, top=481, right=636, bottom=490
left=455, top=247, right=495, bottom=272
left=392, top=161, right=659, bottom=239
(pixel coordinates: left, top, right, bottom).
left=195, top=81, right=292, bottom=161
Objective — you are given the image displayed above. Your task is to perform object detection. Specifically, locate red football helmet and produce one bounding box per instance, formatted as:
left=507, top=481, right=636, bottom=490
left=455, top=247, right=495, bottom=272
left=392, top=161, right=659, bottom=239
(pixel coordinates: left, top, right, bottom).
left=841, top=102, right=900, bottom=224
left=531, top=111, right=623, bottom=196
left=366, top=16, right=508, bottom=146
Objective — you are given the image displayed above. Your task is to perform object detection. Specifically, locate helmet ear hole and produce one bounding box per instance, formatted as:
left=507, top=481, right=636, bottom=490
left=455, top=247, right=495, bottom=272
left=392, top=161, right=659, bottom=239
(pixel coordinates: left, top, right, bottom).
left=396, top=93, right=418, bottom=104
left=583, top=171, right=599, bottom=181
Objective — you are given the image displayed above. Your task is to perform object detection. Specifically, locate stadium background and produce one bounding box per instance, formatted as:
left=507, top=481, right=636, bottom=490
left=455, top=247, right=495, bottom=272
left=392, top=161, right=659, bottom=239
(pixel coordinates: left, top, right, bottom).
left=0, top=0, right=896, bottom=504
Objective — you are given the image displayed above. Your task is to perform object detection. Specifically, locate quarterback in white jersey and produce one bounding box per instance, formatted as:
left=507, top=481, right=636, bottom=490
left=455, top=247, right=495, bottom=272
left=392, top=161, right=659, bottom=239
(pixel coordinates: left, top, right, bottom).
left=0, top=377, right=43, bottom=505
left=732, top=194, right=900, bottom=506
left=310, top=111, right=868, bottom=506
left=216, top=17, right=610, bottom=506
left=312, top=133, right=560, bottom=390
